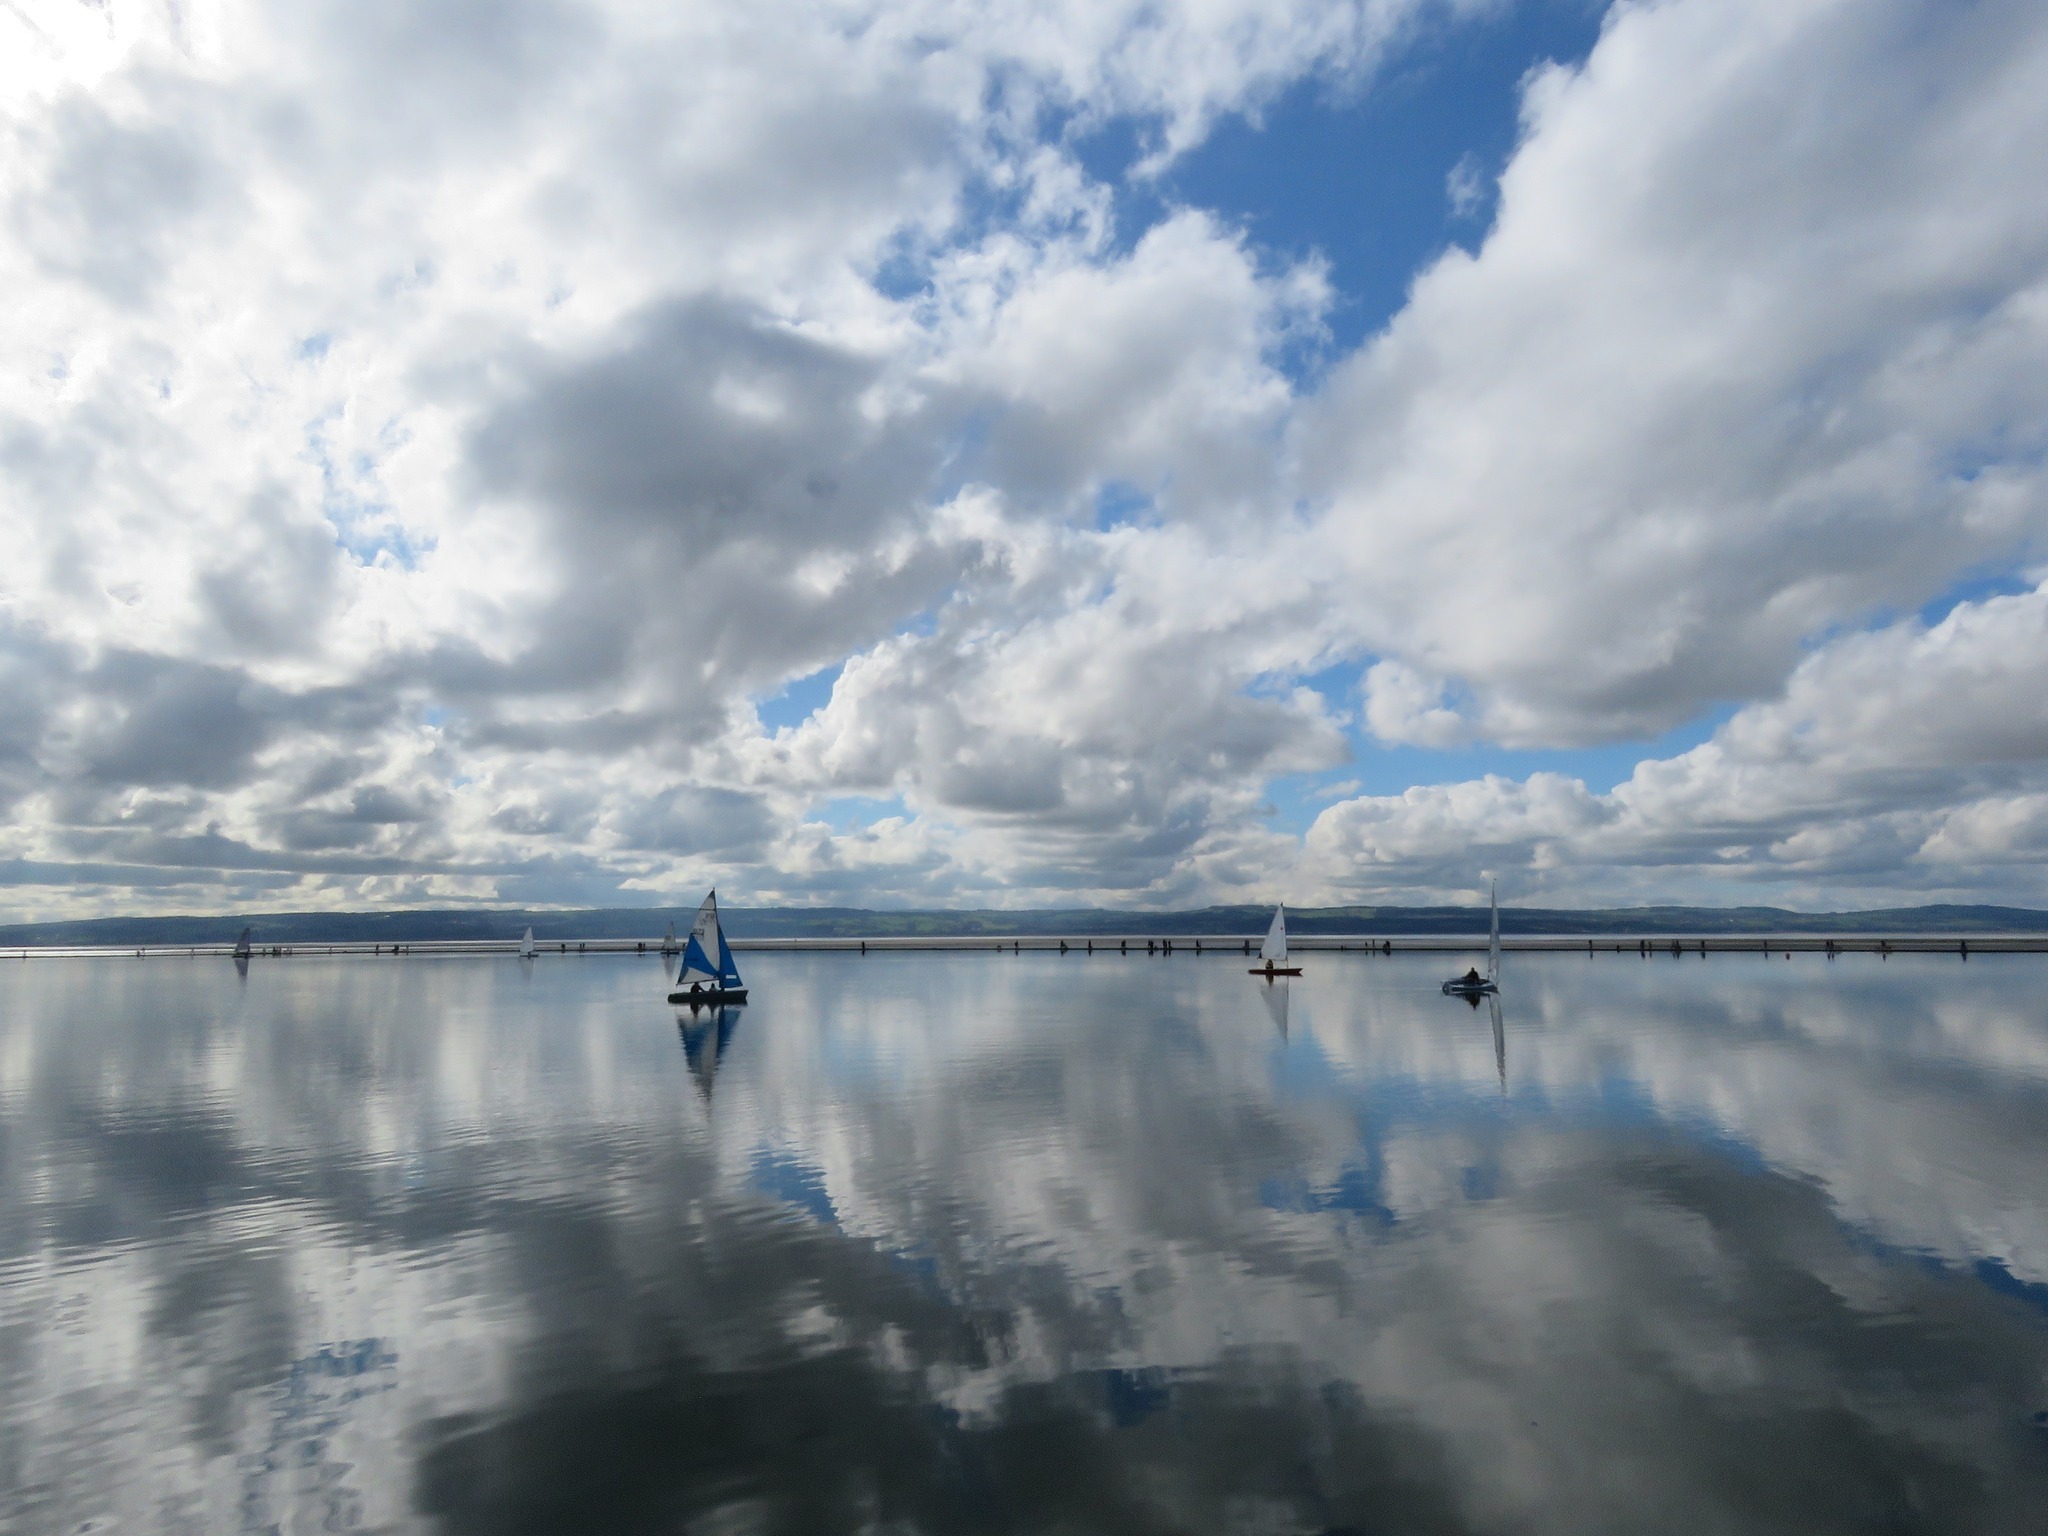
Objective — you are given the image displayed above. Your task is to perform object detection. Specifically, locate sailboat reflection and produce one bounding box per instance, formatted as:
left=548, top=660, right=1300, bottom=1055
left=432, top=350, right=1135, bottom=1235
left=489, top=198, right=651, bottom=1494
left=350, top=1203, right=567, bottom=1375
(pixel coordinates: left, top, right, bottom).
left=1257, top=977, right=1290, bottom=1041
left=678, top=1005, right=743, bottom=1101
left=1490, top=992, right=1507, bottom=1094
left=1453, top=986, right=1509, bottom=1092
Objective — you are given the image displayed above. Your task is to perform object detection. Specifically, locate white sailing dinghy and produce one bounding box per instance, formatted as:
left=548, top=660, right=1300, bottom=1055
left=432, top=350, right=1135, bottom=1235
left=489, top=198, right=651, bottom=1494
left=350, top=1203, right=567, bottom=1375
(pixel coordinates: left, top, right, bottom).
left=1249, top=905, right=1303, bottom=978
left=518, top=926, right=537, bottom=959
left=667, top=890, right=748, bottom=1005
left=1442, top=880, right=1500, bottom=997
left=659, top=921, right=681, bottom=956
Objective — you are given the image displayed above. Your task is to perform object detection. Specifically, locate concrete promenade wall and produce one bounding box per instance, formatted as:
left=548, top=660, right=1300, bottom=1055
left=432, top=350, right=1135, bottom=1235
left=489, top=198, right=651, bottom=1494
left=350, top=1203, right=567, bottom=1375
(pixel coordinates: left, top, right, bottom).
left=8, top=932, right=2045, bottom=959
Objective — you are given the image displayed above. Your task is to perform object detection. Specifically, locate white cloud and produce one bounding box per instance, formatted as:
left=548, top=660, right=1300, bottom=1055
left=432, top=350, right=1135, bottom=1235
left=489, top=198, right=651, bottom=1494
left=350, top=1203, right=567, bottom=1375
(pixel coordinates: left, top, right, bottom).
left=5, top=0, right=2048, bottom=916
left=1304, top=577, right=2048, bottom=903
left=1444, top=149, right=1485, bottom=218
left=1361, top=659, right=1468, bottom=747
left=1301, top=0, right=2048, bottom=746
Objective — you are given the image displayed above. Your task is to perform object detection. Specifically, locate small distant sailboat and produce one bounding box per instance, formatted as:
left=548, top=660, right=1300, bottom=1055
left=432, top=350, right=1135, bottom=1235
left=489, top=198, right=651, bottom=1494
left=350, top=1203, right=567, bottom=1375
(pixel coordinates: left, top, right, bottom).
left=667, top=890, right=748, bottom=1005
left=232, top=926, right=253, bottom=960
left=1249, top=905, right=1302, bottom=978
left=1442, top=880, right=1501, bottom=998
left=659, top=921, right=681, bottom=957
left=518, top=926, right=537, bottom=959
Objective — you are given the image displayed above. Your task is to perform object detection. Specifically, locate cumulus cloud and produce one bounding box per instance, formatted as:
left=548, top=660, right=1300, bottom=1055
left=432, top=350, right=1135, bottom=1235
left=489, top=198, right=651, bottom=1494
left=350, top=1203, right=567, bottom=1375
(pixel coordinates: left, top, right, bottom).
left=1304, top=578, right=2048, bottom=903
left=1301, top=0, right=2048, bottom=743
left=3, top=0, right=2048, bottom=916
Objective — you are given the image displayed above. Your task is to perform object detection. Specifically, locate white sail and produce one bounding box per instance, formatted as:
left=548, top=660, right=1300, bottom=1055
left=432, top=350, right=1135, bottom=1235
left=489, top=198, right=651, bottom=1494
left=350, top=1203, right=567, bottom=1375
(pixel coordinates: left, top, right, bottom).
left=676, top=891, right=723, bottom=986
left=1260, top=905, right=1288, bottom=963
left=1487, top=879, right=1500, bottom=981
left=519, top=926, right=536, bottom=958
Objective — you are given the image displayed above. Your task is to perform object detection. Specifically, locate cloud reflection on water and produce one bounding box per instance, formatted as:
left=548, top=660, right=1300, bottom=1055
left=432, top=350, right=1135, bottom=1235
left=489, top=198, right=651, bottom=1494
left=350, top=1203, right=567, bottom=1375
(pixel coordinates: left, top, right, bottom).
left=1, top=952, right=2045, bottom=1531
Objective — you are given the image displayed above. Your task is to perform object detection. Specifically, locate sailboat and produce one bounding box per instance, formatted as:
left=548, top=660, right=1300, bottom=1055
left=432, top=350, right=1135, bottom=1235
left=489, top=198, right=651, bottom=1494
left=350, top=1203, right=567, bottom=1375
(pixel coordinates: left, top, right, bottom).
left=1249, top=905, right=1303, bottom=978
left=666, top=890, right=748, bottom=1005
left=518, top=926, right=537, bottom=959
left=1442, top=880, right=1501, bottom=998
left=232, top=926, right=253, bottom=961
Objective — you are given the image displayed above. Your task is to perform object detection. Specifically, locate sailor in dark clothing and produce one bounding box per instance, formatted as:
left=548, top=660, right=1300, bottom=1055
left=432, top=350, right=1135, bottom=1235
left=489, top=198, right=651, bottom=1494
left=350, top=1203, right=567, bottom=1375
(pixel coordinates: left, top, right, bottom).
left=1461, top=967, right=1483, bottom=986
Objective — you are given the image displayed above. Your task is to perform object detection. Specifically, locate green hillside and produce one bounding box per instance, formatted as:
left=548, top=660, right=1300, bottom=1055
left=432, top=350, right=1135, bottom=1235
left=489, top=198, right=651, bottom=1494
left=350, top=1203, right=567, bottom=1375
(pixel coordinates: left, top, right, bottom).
left=5, top=902, right=2048, bottom=948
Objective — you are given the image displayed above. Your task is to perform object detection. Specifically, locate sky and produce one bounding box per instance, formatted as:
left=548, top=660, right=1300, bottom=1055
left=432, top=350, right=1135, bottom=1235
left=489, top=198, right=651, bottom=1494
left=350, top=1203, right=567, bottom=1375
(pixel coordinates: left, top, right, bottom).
left=3, top=0, right=2047, bottom=918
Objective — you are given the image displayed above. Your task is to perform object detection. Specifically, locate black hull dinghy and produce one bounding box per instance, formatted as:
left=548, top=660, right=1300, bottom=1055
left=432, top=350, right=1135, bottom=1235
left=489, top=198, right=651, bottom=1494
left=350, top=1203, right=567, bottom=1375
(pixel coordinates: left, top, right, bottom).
left=667, top=890, right=750, bottom=1006
left=1442, top=879, right=1501, bottom=998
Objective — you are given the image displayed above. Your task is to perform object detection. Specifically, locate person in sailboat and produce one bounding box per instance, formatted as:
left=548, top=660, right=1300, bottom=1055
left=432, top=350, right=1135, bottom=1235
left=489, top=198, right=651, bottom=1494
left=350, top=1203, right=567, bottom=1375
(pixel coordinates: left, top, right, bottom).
left=1442, top=879, right=1502, bottom=997
left=667, top=889, right=749, bottom=1004
left=1249, top=903, right=1302, bottom=976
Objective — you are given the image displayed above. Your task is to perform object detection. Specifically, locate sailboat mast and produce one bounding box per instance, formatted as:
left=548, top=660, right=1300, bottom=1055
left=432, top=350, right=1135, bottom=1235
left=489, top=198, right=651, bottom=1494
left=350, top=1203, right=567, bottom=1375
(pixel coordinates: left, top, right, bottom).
left=1488, top=879, right=1500, bottom=981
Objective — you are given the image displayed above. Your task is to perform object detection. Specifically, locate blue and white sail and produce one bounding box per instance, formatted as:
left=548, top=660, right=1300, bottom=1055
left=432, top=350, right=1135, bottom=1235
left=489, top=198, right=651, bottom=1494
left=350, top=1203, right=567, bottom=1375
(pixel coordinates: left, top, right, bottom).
left=676, top=890, right=744, bottom=990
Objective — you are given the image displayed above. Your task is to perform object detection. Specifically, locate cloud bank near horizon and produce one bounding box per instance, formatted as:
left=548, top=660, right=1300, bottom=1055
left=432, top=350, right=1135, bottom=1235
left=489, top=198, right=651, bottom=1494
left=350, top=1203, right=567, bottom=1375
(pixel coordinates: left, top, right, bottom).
left=4, top=0, right=2047, bottom=917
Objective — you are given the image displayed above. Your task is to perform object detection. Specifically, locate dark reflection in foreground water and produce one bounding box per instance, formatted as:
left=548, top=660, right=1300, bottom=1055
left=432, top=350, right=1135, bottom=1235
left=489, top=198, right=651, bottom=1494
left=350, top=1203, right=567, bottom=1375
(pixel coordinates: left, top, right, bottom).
left=4, top=951, right=2047, bottom=1532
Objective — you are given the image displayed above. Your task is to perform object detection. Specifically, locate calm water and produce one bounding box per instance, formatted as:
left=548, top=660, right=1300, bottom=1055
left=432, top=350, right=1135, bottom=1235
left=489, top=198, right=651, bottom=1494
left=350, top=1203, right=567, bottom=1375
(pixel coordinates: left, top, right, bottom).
left=4, top=950, right=2047, bottom=1533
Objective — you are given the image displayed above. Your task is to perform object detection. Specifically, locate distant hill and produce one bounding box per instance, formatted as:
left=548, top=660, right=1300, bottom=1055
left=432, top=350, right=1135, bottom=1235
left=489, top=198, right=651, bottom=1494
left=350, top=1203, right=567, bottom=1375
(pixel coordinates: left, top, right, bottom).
left=5, top=901, right=2048, bottom=948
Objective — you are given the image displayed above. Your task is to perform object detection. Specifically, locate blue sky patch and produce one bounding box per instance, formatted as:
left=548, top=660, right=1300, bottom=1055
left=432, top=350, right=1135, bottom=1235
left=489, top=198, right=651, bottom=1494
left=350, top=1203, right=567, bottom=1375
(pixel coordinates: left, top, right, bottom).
left=813, top=794, right=913, bottom=832
left=1094, top=479, right=1157, bottom=530
left=1258, top=702, right=1736, bottom=833
left=759, top=662, right=845, bottom=732
left=1080, top=1, right=1606, bottom=360
left=1916, top=568, right=2036, bottom=629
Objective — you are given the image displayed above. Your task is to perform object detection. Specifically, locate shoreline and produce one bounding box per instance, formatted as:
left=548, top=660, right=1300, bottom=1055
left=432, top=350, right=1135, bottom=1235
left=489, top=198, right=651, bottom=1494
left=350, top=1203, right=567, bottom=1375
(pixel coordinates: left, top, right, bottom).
left=4, top=932, right=2039, bottom=959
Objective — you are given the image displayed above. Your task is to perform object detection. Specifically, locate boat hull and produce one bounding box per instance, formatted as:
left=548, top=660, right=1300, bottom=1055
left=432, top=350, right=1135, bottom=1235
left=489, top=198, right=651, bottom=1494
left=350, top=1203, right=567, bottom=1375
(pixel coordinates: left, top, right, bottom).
left=1441, top=979, right=1498, bottom=997
left=1249, top=965, right=1302, bottom=977
left=670, top=988, right=748, bottom=1005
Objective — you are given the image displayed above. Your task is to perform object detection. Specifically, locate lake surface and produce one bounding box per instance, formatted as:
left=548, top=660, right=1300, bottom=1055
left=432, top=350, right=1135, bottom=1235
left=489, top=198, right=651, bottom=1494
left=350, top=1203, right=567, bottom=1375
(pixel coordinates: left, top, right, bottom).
left=3, top=949, right=2047, bottom=1533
